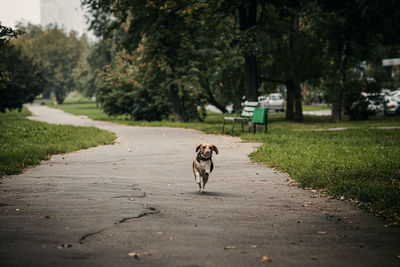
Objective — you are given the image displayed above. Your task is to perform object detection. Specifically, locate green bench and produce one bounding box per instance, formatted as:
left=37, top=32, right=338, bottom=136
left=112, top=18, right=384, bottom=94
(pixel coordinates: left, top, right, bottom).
left=252, top=107, right=269, bottom=133
left=222, top=102, right=268, bottom=134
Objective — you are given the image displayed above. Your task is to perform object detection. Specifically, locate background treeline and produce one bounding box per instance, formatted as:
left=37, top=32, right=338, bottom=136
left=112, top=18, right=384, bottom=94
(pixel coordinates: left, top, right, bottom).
left=1, top=0, right=400, bottom=123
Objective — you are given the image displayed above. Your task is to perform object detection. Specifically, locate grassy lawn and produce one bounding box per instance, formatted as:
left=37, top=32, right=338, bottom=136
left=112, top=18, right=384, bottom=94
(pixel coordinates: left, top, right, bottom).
left=48, top=96, right=400, bottom=223
left=303, top=104, right=331, bottom=111
left=0, top=108, right=116, bottom=177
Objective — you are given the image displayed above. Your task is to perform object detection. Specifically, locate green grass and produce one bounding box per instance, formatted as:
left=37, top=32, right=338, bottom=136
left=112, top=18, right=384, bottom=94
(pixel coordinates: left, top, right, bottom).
left=0, top=108, right=116, bottom=177
left=248, top=129, right=400, bottom=222
left=302, top=104, right=331, bottom=111
left=47, top=96, right=400, bottom=223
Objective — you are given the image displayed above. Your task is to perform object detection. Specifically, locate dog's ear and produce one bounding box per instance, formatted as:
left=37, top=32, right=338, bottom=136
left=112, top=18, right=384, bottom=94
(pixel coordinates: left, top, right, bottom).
left=211, top=145, right=218, bottom=154
left=196, top=144, right=202, bottom=152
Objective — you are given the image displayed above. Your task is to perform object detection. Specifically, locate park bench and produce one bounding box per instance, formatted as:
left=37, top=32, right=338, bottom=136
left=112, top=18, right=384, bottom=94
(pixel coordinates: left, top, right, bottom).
left=222, top=101, right=260, bottom=135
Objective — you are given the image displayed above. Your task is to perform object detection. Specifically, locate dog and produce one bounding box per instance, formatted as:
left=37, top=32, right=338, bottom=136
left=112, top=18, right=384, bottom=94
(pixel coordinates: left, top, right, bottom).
left=193, top=144, right=218, bottom=192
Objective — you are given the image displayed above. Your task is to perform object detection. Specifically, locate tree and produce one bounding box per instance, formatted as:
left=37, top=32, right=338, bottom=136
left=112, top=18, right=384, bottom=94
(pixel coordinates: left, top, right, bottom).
left=259, top=1, right=325, bottom=121
left=0, top=45, right=46, bottom=112
left=0, top=24, right=22, bottom=90
left=13, top=24, right=84, bottom=104
left=83, top=0, right=209, bottom=121
left=318, top=0, right=400, bottom=123
left=0, top=23, right=45, bottom=112
left=96, top=44, right=171, bottom=121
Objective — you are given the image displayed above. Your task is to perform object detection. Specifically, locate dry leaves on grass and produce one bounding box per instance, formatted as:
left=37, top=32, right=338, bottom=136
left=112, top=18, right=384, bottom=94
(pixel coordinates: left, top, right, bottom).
left=172, top=253, right=180, bottom=258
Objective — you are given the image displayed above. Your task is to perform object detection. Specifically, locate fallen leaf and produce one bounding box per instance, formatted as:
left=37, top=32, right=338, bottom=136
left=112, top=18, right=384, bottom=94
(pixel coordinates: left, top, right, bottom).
left=250, top=245, right=257, bottom=248
left=224, top=246, right=237, bottom=250
left=15, top=208, right=20, bottom=212
left=157, top=232, right=163, bottom=235
left=128, top=252, right=140, bottom=259
left=317, top=231, right=327, bottom=234
left=44, top=215, right=51, bottom=219
left=172, top=253, right=179, bottom=258
left=260, top=256, right=271, bottom=263
left=311, top=256, right=318, bottom=260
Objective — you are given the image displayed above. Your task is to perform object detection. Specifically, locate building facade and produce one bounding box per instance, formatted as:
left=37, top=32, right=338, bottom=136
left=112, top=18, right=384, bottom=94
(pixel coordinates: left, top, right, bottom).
left=40, top=0, right=88, bottom=36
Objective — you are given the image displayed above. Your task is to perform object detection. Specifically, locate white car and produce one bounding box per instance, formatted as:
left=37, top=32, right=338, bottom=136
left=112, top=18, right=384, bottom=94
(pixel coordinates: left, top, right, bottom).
left=360, top=92, right=385, bottom=114
left=384, top=95, right=399, bottom=115
left=389, top=90, right=400, bottom=102
left=258, top=93, right=285, bottom=112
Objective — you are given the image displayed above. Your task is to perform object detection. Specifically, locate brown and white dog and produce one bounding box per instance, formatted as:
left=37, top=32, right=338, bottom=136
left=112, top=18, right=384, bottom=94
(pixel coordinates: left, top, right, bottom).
left=193, top=144, right=218, bottom=192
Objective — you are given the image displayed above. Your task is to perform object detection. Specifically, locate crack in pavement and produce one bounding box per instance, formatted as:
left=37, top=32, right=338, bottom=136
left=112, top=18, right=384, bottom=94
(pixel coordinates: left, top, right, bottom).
left=117, top=207, right=158, bottom=223
left=79, top=230, right=105, bottom=244
left=79, top=207, right=159, bottom=244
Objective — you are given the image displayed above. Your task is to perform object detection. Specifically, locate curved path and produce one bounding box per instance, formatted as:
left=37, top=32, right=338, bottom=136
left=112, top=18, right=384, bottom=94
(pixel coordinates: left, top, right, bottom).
left=0, top=105, right=398, bottom=266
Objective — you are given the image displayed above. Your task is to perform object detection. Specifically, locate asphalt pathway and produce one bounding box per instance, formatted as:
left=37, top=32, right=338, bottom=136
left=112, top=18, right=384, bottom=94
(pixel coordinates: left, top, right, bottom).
left=0, top=105, right=399, bottom=266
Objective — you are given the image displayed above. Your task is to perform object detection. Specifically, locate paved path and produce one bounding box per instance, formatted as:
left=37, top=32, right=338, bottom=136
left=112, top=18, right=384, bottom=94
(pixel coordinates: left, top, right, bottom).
left=303, top=110, right=331, bottom=116
left=0, top=105, right=399, bottom=267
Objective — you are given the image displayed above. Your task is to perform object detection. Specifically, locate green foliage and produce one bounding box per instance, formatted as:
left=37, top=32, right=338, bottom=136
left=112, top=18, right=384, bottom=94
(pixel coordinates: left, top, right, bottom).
left=12, top=24, right=85, bottom=104
left=0, top=45, right=46, bottom=112
left=0, top=108, right=116, bottom=176
left=96, top=46, right=171, bottom=121
left=0, top=24, right=17, bottom=86
left=80, top=0, right=400, bottom=123
left=73, top=39, right=112, bottom=98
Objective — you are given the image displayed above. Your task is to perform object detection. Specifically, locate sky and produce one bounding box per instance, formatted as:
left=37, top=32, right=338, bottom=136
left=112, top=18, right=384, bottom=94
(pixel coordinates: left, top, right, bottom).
left=0, top=0, right=40, bottom=28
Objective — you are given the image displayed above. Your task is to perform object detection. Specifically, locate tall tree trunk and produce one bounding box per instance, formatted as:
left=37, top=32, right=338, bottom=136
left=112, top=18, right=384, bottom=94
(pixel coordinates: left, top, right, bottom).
left=290, top=11, right=303, bottom=122
left=238, top=0, right=259, bottom=102
left=244, top=55, right=259, bottom=101
left=331, top=39, right=349, bottom=123
left=293, top=79, right=304, bottom=121
left=285, top=80, right=295, bottom=120
left=42, top=88, right=51, bottom=99
left=169, top=83, right=185, bottom=122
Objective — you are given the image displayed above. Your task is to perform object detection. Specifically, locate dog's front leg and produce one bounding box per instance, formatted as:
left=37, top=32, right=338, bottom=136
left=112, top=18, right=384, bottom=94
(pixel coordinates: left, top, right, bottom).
left=194, top=171, right=202, bottom=191
left=200, top=176, right=205, bottom=193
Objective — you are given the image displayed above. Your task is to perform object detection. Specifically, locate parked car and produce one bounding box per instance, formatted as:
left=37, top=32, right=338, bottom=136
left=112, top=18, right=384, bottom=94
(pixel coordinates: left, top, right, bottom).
left=389, top=90, right=400, bottom=103
left=384, top=95, right=399, bottom=115
left=258, top=93, right=285, bottom=112
left=360, top=92, right=385, bottom=114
